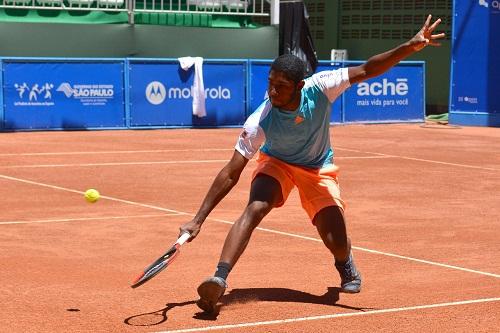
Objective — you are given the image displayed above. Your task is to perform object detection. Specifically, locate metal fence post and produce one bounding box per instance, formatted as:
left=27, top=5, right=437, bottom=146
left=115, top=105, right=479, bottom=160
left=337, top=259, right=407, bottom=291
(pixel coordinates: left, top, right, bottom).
left=270, top=0, right=279, bottom=25
left=128, top=0, right=135, bottom=24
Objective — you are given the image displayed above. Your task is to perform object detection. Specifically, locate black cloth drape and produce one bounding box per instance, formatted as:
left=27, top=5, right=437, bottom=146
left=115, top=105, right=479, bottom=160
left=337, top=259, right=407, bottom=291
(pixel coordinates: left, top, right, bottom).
left=279, top=0, right=318, bottom=75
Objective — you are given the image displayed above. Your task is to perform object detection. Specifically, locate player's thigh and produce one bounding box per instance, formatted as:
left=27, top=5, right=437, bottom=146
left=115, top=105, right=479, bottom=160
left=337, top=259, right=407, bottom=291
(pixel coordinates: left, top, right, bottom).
left=249, top=174, right=284, bottom=208
left=295, top=172, right=345, bottom=221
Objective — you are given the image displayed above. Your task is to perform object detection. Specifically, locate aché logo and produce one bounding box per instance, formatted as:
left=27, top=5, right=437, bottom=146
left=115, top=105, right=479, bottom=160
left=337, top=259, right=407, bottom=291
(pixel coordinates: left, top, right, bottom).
left=357, top=78, right=409, bottom=96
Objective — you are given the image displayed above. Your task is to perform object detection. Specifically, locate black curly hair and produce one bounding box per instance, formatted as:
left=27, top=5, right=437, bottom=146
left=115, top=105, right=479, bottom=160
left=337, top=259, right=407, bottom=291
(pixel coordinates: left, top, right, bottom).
left=270, top=54, right=306, bottom=83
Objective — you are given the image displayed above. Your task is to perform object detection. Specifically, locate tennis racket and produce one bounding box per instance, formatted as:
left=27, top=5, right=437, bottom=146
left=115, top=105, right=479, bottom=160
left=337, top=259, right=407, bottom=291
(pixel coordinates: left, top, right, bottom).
left=131, top=232, right=191, bottom=288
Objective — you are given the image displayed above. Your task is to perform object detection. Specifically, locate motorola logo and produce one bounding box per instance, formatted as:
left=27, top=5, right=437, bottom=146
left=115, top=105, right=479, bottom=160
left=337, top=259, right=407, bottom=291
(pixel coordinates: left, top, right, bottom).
left=146, top=81, right=166, bottom=105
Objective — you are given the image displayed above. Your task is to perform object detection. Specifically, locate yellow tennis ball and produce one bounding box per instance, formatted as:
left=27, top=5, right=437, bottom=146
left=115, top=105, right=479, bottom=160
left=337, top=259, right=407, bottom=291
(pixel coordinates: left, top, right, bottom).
left=84, top=189, right=100, bottom=203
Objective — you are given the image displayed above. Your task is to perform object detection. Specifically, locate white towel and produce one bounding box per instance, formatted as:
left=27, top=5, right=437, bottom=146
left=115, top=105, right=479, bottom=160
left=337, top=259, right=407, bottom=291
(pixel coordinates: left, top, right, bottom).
left=178, top=56, right=206, bottom=118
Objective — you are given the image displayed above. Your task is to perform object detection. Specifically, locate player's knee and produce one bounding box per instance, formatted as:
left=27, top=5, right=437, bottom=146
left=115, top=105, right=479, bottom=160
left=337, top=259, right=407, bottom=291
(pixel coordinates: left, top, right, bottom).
left=244, top=201, right=273, bottom=225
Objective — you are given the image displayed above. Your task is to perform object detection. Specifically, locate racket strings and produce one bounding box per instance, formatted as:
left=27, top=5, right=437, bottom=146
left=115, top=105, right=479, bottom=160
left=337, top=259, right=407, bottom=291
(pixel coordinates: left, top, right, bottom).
left=132, top=245, right=181, bottom=287
left=131, top=238, right=187, bottom=288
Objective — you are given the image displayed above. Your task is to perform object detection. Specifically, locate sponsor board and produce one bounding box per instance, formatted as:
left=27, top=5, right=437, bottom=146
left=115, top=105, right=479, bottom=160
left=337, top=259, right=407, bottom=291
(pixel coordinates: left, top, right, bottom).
left=3, top=62, right=125, bottom=129
left=129, top=62, right=245, bottom=127
left=250, top=63, right=343, bottom=123
left=451, top=0, right=499, bottom=119
left=344, top=65, right=424, bottom=122
left=249, top=62, right=423, bottom=124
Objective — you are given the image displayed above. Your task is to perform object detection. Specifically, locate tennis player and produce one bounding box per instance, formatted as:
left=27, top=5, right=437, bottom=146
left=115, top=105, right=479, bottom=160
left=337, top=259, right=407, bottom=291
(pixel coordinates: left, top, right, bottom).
left=180, top=15, right=445, bottom=313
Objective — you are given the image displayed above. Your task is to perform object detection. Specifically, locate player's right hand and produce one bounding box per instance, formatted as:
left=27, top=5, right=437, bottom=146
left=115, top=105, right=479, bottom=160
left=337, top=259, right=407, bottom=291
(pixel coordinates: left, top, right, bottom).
left=179, top=219, right=202, bottom=242
left=409, top=14, right=445, bottom=51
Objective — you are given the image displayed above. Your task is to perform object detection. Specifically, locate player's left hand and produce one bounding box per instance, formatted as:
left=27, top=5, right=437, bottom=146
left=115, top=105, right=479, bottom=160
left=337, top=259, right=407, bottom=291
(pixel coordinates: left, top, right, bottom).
left=410, top=14, right=446, bottom=51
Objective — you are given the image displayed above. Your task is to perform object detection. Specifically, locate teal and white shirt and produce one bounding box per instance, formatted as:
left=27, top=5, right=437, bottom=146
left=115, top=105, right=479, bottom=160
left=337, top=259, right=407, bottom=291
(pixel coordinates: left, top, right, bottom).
left=235, top=68, right=350, bottom=169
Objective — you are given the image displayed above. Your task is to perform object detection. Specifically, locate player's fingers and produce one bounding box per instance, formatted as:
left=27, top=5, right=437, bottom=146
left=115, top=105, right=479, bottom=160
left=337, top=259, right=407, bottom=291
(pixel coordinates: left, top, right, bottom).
left=429, top=41, right=442, bottom=47
left=424, top=14, right=432, bottom=28
left=431, top=33, right=446, bottom=40
left=429, top=18, right=442, bottom=32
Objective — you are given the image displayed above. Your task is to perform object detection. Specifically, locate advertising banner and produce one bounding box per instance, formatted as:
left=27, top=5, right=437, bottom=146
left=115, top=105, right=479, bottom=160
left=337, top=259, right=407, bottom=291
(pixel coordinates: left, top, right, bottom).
left=450, top=0, right=499, bottom=126
left=0, top=58, right=427, bottom=131
left=0, top=59, right=3, bottom=130
left=129, top=61, right=246, bottom=127
left=343, top=64, right=424, bottom=123
left=249, top=62, right=271, bottom=117
left=3, top=61, right=125, bottom=130
left=249, top=61, right=343, bottom=123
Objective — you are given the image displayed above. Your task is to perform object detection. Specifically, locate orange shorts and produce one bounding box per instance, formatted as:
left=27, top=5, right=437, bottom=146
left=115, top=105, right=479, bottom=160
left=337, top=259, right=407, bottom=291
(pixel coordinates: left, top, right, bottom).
left=252, top=152, right=345, bottom=222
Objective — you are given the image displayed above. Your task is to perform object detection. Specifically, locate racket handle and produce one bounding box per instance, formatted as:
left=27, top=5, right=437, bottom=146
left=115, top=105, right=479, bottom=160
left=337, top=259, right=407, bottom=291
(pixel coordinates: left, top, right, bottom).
left=177, top=232, right=191, bottom=245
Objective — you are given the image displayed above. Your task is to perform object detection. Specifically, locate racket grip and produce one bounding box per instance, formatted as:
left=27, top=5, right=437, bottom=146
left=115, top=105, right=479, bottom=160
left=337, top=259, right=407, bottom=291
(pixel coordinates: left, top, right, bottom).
left=177, top=232, right=191, bottom=245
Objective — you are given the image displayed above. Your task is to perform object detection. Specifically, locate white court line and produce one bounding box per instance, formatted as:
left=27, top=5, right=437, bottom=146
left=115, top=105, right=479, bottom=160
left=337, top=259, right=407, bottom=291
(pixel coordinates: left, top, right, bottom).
left=336, top=147, right=499, bottom=172
left=0, top=148, right=234, bottom=157
left=0, top=156, right=391, bottom=169
left=352, top=246, right=500, bottom=278
left=208, top=218, right=500, bottom=279
left=0, top=213, right=182, bottom=225
left=0, top=174, right=188, bottom=216
left=336, top=156, right=394, bottom=159
left=2, top=145, right=497, bottom=171
left=0, top=160, right=230, bottom=169
left=155, top=297, right=500, bottom=333
left=1, top=173, right=499, bottom=279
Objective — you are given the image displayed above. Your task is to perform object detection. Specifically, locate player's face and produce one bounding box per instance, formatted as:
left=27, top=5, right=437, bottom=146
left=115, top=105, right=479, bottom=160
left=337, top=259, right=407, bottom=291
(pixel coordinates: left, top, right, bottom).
left=267, top=70, right=303, bottom=109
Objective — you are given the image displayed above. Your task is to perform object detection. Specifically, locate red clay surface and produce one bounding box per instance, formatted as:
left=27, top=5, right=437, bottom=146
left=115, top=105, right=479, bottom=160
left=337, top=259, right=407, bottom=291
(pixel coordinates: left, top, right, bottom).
left=1, top=124, right=499, bottom=333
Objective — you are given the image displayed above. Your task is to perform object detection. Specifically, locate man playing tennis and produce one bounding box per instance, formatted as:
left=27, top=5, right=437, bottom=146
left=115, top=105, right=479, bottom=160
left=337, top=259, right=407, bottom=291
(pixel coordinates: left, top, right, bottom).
left=180, top=15, right=445, bottom=313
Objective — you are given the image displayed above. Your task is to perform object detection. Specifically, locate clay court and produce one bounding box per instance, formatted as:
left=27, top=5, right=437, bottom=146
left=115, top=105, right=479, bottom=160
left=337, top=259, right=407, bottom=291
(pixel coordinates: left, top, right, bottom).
left=1, top=124, right=499, bottom=332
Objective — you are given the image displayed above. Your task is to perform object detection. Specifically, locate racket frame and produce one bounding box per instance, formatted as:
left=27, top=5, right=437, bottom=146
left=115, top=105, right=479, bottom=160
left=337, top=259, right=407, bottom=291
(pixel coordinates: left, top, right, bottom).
left=131, top=232, right=190, bottom=288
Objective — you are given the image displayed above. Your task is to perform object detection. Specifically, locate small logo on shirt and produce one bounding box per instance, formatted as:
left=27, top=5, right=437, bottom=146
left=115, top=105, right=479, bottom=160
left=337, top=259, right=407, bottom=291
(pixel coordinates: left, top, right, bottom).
left=294, top=116, right=304, bottom=124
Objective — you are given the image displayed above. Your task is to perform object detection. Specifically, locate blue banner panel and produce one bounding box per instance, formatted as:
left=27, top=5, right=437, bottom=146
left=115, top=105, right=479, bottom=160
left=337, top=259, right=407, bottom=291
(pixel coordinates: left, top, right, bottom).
left=249, top=62, right=271, bottom=116
left=3, top=62, right=125, bottom=130
left=450, top=112, right=500, bottom=127
left=0, top=59, right=4, bottom=130
left=194, top=63, right=246, bottom=127
left=343, top=65, right=424, bottom=123
left=249, top=61, right=343, bottom=123
left=129, top=61, right=246, bottom=127
left=450, top=1, right=499, bottom=126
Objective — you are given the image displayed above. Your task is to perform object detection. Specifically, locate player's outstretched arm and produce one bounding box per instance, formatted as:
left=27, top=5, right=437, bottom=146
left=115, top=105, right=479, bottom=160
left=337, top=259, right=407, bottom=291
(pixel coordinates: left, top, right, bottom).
left=348, top=14, right=445, bottom=84
left=179, top=150, right=249, bottom=240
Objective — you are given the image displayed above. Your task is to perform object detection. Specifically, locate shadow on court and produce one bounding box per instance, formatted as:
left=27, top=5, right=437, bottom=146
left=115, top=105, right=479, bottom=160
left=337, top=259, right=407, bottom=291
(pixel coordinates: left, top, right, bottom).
left=124, top=300, right=197, bottom=326
left=123, top=288, right=374, bottom=325
left=192, top=287, right=374, bottom=321
left=222, top=287, right=373, bottom=311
